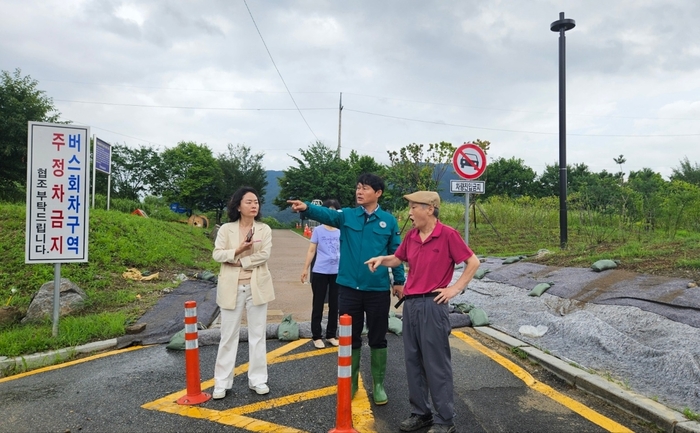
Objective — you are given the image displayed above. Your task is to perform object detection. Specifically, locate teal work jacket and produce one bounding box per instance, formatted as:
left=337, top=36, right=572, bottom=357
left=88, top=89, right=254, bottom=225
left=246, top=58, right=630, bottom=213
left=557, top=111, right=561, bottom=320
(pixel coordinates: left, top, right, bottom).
left=302, top=203, right=405, bottom=292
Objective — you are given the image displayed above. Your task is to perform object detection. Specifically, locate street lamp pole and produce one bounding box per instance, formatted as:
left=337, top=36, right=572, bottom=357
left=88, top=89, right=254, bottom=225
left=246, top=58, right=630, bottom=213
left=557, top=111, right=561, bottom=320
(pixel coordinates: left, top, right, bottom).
left=551, top=12, right=575, bottom=249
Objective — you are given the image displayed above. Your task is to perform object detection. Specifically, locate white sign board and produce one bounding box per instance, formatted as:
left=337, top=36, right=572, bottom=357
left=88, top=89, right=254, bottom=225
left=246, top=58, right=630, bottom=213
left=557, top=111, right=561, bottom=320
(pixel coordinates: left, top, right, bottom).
left=25, top=122, right=90, bottom=263
left=450, top=180, right=485, bottom=194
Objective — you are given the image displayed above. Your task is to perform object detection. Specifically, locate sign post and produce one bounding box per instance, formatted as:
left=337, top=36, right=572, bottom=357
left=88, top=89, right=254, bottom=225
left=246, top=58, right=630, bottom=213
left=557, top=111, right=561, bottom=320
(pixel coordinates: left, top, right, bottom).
left=452, top=143, right=487, bottom=245
left=26, top=122, right=90, bottom=336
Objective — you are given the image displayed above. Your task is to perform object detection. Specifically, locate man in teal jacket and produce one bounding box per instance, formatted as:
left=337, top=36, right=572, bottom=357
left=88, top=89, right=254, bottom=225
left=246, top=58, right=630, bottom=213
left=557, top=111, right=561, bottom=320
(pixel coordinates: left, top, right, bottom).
left=288, top=173, right=405, bottom=405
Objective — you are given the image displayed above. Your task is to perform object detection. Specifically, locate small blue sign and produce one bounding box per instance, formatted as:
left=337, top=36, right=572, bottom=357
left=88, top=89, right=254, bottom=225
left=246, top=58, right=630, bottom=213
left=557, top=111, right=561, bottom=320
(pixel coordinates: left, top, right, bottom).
left=95, top=138, right=111, bottom=174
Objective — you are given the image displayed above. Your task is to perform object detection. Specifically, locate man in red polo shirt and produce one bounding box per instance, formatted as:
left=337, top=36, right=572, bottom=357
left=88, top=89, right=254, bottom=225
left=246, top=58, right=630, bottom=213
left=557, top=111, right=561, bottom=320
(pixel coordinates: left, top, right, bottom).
left=365, top=191, right=480, bottom=433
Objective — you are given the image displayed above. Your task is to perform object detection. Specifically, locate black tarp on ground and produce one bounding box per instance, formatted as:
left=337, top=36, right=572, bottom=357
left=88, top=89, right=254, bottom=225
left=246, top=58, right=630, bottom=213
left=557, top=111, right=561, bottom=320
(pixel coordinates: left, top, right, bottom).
left=116, top=279, right=219, bottom=348
left=482, top=258, right=700, bottom=329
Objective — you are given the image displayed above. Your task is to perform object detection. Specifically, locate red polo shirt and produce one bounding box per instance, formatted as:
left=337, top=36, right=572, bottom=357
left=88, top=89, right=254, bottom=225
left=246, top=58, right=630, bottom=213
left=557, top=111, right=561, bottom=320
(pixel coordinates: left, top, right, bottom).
left=394, top=221, right=473, bottom=295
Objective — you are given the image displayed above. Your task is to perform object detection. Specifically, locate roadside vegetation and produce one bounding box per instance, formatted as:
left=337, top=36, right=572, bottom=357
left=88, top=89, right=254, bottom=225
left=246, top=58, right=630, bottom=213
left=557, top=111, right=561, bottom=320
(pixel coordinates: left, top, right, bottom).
left=4, top=192, right=700, bottom=362
left=0, top=201, right=219, bottom=359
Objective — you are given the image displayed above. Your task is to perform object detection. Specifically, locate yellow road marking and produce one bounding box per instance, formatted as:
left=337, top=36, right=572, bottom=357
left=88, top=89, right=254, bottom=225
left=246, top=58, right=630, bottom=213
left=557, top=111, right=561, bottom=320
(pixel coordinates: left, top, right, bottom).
left=142, top=338, right=377, bottom=433
left=0, top=345, right=145, bottom=383
left=352, top=374, right=376, bottom=432
left=272, top=346, right=337, bottom=363
left=225, top=386, right=337, bottom=415
left=452, top=331, right=633, bottom=433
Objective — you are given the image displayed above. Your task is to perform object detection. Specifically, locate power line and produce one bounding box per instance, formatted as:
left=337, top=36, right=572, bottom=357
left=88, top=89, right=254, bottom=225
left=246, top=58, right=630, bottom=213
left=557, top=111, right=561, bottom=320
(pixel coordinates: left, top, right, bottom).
left=54, top=99, right=334, bottom=111
left=69, top=120, right=168, bottom=148
left=39, top=81, right=698, bottom=122
left=60, top=102, right=700, bottom=140
left=345, top=108, right=700, bottom=138
left=41, top=78, right=336, bottom=94
left=44, top=81, right=698, bottom=121
left=242, top=0, right=318, bottom=141
left=344, top=92, right=700, bottom=121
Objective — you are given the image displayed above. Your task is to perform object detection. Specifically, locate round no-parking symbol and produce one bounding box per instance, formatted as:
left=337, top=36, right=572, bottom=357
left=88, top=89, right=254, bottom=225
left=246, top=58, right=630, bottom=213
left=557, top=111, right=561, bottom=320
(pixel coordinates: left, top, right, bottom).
left=452, top=143, right=487, bottom=180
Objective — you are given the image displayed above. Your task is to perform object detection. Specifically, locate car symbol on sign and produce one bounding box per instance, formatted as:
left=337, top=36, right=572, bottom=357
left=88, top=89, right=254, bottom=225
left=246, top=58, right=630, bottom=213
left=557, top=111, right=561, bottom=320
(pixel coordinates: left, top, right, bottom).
left=460, top=152, right=479, bottom=169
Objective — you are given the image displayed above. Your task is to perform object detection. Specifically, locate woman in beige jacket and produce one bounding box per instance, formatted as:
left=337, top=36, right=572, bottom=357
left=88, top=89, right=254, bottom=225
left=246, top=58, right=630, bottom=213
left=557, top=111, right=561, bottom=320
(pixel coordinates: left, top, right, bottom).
left=212, top=186, right=274, bottom=399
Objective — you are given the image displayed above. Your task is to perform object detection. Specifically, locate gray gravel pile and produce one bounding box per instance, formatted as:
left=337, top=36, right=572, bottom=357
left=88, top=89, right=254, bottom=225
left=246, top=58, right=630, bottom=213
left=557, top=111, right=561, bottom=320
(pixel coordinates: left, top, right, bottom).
left=452, top=275, right=700, bottom=413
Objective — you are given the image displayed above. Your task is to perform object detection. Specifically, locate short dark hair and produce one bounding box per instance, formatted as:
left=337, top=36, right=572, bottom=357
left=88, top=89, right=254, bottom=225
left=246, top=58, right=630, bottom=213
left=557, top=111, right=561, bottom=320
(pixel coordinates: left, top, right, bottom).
left=227, top=186, right=262, bottom=222
left=356, top=173, right=385, bottom=193
left=323, top=198, right=341, bottom=210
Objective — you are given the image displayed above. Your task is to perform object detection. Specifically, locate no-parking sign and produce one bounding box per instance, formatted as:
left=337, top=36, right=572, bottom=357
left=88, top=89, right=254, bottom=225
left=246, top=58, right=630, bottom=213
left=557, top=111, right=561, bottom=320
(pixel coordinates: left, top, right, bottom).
left=452, top=143, right=487, bottom=180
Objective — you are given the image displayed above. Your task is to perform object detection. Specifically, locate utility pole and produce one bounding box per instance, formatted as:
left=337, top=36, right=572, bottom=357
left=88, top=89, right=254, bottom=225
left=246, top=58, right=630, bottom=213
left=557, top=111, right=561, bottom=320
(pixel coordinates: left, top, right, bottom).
left=337, top=92, right=343, bottom=158
left=551, top=12, right=575, bottom=249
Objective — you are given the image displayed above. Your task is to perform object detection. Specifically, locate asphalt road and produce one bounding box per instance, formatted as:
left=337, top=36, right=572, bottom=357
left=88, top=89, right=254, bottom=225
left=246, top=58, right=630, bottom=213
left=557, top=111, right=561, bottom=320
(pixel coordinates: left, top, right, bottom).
left=0, top=230, right=674, bottom=433
left=0, top=331, right=650, bottom=433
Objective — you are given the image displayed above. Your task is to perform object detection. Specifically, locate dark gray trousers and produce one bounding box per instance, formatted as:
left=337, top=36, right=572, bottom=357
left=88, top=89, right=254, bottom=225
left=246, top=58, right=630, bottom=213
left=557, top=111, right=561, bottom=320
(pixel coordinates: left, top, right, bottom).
left=402, top=297, right=454, bottom=425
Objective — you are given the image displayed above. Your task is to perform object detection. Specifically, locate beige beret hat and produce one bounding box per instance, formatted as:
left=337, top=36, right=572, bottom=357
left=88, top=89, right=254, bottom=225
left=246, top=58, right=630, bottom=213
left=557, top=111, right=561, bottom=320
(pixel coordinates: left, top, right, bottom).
left=403, top=191, right=440, bottom=208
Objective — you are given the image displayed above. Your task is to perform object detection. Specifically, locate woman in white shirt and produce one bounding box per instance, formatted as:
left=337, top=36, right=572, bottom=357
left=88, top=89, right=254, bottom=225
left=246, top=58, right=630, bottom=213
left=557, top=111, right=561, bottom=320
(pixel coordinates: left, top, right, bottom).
left=212, top=186, right=274, bottom=399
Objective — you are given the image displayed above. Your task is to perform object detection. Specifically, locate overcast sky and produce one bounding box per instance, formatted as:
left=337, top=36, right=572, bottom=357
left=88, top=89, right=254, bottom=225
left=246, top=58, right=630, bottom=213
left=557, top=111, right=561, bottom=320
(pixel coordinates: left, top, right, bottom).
left=3, top=0, right=700, bottom=179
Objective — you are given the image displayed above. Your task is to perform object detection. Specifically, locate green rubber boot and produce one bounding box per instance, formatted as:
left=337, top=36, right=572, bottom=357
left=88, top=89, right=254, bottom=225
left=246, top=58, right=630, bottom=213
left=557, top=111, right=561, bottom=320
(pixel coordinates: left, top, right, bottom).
left=370, top=348, right=388, bottom=405
left=351, top=348, right=361, bottom=398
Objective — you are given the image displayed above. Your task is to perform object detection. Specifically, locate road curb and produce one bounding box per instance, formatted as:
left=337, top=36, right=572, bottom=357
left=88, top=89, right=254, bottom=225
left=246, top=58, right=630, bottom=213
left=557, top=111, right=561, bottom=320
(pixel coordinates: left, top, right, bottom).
left=0, top=339, right=118, bottom=377
left=473, top=326, right=700, bottom=433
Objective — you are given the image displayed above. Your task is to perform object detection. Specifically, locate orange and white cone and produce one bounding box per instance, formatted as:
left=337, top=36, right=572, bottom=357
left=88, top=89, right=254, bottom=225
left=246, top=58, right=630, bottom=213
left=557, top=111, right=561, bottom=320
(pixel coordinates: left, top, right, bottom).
left=177, top=300, right=211, bottom=405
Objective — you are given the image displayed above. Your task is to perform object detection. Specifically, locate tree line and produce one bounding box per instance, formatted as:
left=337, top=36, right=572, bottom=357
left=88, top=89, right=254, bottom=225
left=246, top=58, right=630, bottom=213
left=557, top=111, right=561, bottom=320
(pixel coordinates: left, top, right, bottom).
left=3, top=68, right=700, bottom=233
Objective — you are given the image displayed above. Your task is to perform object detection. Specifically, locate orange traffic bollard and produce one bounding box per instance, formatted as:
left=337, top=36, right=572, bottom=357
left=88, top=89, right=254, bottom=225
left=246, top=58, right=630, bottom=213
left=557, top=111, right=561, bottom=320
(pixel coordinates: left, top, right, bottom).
left=177, top=300, right=211, bottom=405
left=329, top=314, right=358, bottom=433
left=304, top=224, right=311, bottom=238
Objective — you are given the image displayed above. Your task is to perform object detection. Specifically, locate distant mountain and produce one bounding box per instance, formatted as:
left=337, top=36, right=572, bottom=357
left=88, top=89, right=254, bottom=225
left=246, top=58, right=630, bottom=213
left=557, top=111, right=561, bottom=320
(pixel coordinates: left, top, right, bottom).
left=262, top=170, right=298, bottom=224
left=262, top=164, right=473, bottom=223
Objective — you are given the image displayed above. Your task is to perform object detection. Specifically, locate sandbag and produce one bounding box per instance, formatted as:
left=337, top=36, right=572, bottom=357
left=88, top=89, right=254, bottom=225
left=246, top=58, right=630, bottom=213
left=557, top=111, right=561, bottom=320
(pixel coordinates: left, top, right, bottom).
left=474, top=268, right=491, bottom=280
left=277, top=314, right=299, bottom=341
left=529, top=282, right=554, bottom=297
left=166, top=328, right=186, bottom=350
left=452, top=303, right=474, bottom=314
left=503, top=256, right=525, bottom=264
left=468, top=307, right=490, bottom=326
left=591, top=259, right=618, bottom=272
left=388, top=311, right=402, bottom=335
left=195, top=270, right=218, bottom=283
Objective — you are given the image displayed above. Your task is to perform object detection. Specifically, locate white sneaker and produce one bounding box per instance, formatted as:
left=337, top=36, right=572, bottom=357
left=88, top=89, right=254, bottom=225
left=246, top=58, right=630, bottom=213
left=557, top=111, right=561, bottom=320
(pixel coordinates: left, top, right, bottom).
left=326, top=338, right=339, bottom=347
left=249, top=383, right=270, bottom=395
left=212, top=388, right=226, bottom=399
left=313, top=339, right=325, bottom=349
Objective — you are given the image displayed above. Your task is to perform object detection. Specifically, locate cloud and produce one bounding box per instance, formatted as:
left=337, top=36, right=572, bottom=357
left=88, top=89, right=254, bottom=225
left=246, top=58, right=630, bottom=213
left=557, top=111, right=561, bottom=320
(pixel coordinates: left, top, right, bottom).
left=2, top=0, right=699, bottom=179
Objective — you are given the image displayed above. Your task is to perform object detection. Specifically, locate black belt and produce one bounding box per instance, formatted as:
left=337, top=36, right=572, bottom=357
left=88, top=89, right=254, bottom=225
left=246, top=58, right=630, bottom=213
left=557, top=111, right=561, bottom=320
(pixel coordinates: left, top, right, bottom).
left=403, top=292, right=439, bottom=299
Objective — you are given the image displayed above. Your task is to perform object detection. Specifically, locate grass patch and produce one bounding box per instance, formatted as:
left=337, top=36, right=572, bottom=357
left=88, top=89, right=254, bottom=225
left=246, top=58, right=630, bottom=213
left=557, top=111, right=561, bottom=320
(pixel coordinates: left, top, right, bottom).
left=0, top=202, right=218, bottom=358
left=510, top=347, right=528, bottom=360
left=0, top=312, right=126, bottom=357
left=683, top=407, right=700, bottom=421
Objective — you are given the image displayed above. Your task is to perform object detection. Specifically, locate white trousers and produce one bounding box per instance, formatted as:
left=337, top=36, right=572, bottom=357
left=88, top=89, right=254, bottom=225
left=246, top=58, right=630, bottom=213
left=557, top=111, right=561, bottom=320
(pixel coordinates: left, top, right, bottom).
left=214, top=284, right=268, bottom=389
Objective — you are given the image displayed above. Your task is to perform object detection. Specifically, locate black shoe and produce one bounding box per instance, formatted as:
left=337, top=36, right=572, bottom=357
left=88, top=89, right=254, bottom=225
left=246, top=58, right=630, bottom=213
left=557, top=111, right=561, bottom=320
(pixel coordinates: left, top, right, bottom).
left=427, top=424, right=456, bottom=433
left=400, top=413, right=433, bottom=432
